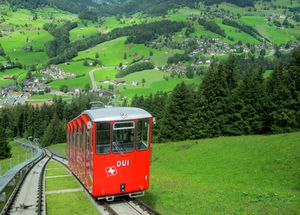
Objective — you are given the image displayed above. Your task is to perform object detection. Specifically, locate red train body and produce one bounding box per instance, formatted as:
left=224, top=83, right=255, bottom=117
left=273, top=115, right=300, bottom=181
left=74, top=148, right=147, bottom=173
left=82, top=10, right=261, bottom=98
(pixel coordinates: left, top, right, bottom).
left=66, top=107, right=152, bottom=200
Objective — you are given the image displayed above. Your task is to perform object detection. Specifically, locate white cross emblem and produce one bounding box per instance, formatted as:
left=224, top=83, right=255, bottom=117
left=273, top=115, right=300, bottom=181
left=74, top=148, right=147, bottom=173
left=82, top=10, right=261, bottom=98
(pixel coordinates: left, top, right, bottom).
left=105, top=166, right=118, bottom=177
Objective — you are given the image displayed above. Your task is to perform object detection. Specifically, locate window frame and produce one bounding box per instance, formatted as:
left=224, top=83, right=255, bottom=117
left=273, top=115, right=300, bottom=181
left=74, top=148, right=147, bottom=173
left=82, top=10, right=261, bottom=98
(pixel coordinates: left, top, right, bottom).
left=135, top=118, right=150, bottom=151
left=112, top=121, right=135, bottom=154
left=96, top=122, right=111, bottom=155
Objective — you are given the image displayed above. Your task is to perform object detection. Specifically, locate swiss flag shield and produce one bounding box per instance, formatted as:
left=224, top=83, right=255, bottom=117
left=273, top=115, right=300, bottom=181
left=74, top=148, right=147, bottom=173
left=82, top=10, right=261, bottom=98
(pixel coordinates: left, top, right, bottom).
left=105, top=165, right=118, bottom=177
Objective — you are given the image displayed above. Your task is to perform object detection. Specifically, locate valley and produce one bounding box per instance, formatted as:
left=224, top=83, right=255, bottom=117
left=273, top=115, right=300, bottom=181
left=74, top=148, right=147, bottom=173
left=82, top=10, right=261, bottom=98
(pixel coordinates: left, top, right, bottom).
left=0, top=0, right=299, bottom=105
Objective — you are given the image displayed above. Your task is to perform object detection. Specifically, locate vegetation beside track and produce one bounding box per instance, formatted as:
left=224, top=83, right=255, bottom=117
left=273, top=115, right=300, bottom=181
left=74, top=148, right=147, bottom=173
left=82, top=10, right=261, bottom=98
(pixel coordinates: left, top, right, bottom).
left=46, top=143, right=67, bottom=158
left=45, top=160, right=98, bottom=215
left=48, top=132, right=300, bottom=214
left=142, top=132, right=300, bottom=214
left=0, top=141, right=34, bottom=175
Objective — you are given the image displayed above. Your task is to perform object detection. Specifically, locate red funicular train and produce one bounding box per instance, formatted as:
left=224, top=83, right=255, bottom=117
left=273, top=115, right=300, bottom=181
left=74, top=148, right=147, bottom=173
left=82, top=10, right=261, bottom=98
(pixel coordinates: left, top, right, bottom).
left=66, top=107, right=152, bottom=201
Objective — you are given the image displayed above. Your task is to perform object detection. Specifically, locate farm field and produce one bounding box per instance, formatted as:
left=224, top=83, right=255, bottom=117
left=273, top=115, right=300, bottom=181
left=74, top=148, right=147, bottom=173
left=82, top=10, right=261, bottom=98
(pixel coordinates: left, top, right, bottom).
left=45, top=161, right=99, bottom=215
left=48, top=61, right=98, bottom=90
left=0, top=141, right=34, bottom=175
left=0, top=68, right=26, bottom=87
left=75, top=37, right=182, bottom=67
left=27, top=94, right=73, bottom=102
left=239, top=16, right=300, bottom=44
left=116, top=69, right=202, bottom=98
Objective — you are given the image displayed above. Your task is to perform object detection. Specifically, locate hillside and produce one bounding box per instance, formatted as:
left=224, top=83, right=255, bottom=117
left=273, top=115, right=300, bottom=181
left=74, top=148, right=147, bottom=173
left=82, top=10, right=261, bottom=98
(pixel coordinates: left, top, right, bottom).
left=46, top=132, right=300, bottom=214
left=144, top=132, right=300, bottom=214
left=0, top=0, right=299, bottom=105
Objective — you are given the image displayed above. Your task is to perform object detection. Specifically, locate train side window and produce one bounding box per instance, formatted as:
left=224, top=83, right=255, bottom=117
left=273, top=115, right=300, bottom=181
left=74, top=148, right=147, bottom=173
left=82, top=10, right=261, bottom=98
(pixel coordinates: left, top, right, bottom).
left=96, top=123, right=111, bottom=154
left=136, top=119, right=149, bottom=151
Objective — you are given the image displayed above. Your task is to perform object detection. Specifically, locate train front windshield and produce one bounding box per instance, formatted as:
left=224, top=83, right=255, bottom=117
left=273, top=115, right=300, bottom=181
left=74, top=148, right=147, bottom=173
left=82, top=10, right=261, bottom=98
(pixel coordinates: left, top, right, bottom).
left=96, top=119, right=150, bottom=154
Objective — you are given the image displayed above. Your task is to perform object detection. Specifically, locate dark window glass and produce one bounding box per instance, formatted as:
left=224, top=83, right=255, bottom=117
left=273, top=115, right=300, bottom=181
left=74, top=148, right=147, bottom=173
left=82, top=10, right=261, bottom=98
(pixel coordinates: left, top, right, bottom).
left=114, top=122, right=134, bottom=129
left=96, top=123, right=111, bottom=154
left=112, top=122, right=134, bottom=153
left=136, top=119, right=149, bottom=150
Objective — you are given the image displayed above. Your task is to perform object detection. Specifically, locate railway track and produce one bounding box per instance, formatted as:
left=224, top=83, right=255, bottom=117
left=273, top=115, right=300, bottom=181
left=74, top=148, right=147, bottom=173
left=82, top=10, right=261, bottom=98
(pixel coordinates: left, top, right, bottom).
left=100, top=199, right=160, bottom=215
left=6, top=151, right=50, bottom=215
left=49, top=151, right=160, bottom=215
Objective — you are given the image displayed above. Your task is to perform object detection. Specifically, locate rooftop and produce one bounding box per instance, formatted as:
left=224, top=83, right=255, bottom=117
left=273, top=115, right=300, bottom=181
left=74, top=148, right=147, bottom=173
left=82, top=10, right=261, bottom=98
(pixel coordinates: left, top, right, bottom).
left=81, top=107, right=152, bottom=122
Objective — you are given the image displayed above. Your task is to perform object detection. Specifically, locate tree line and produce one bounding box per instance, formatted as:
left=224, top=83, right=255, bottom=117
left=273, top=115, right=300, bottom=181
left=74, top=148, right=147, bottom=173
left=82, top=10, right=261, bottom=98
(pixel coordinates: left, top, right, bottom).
left=44, top=21, right=78, bottom=58
left=132, top=46, right=300, bottom=142
left=0, top=93, right=107, bottom=159
left=116, top=62, right=155, bottom=78
left=6, top=0, right=260, bottom=19
left=222, top=18, right=266, bottom=42
left=198, top=18, right=226, bottom=37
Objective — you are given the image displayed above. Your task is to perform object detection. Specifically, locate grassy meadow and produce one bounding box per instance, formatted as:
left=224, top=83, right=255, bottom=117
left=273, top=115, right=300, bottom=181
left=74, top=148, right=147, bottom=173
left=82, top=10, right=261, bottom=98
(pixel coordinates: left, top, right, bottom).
left=46, top=143, right=67, bottom=158
left=47, top=132, right=300, bottom=214
left=75, top=37, right=182, bottom=67
left=0, top=141, right=34, bottom=175
left=45, top=161, right=99, bottom=215
left=115, top=69, right=202, bottom=98
left=142, top=132, right=300, bottom=214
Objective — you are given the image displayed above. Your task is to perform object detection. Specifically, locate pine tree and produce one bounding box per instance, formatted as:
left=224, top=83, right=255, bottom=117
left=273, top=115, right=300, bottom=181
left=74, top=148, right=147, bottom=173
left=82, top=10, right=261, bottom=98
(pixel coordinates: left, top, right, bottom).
left=41, top=113, right=66, bottom=147
left=0, top=44, right=5, bottom=56
left=235, top=68, right=268, bottom=134
left=0, top=117, right=11, bottom=159
left=158, top=82, right=194, bottom=142
left=188, top=62, right=232, bottom=138
left=267, top=46, right=300, bottom=132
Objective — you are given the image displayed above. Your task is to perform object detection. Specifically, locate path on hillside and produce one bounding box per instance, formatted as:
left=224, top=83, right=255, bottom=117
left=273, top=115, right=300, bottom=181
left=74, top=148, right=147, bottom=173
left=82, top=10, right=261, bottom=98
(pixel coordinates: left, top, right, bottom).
left=89, top=67, right=115, bottom=92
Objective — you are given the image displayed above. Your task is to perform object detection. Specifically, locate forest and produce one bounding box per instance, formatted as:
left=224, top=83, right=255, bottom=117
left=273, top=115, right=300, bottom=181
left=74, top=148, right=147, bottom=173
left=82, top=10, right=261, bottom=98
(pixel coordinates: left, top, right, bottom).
left=132, top=46, right=300, bottom=142
left=6, top=0, right=260, bottom=17
left=198, top=18, right=226, bottom=37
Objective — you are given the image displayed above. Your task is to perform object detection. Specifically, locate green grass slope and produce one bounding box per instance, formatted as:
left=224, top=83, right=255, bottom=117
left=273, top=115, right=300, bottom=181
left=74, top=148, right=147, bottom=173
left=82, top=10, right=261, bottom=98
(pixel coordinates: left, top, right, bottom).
left=143, top=132, right=300, bottom=214
left=0, top=141, right=34, bottom=175
left=47, top=143, right=67, bottom=158
left=47, top=132, right=300, bottom=213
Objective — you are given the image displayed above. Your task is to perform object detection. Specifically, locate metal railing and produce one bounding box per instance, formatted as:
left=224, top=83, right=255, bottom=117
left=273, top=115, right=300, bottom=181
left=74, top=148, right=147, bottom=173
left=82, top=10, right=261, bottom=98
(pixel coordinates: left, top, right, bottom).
left=0, top=139, right=43, bottom=194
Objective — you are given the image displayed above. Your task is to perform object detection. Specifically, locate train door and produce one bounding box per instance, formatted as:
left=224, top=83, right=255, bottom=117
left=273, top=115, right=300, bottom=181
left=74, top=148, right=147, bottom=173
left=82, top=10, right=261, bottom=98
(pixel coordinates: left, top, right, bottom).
left=86, top=125, right=93, bottom=192
left=82, top=121, right=87, bottom=184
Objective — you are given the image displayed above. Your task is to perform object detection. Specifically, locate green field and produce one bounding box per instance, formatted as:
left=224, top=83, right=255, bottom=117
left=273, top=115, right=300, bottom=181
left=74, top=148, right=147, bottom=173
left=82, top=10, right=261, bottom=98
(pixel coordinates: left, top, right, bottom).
left=142, top=132, right=300, bottom=214
left=27, top=94, right=73, bottom=102
left=46, top=143, right=67, bottom=158
left=116, top=69, right=202, bottom=98
left=239, top=16, right=300, bottom=44
left=45, top=160, right=98, bottom=215
left=47, top=132, right=300, bottom=213
left=0, top=141, right=34, bottom=175
left=75, top=37, right=182, bottom=67
left=48, top=61, right=98, bottom=90
left=94, top=67, right=118, bottom=82
left=0, top=68, right=26, bottom=87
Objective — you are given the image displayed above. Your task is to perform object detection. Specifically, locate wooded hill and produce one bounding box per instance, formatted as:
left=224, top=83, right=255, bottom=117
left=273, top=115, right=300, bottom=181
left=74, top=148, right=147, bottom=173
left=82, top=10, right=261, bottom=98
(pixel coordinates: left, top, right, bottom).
left=6, top=0, right=261, bottom=16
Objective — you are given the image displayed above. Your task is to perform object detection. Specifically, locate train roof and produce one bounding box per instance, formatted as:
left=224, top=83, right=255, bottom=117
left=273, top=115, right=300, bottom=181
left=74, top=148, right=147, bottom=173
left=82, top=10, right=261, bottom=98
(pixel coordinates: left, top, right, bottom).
left=82, top=107, right=152, bottom=122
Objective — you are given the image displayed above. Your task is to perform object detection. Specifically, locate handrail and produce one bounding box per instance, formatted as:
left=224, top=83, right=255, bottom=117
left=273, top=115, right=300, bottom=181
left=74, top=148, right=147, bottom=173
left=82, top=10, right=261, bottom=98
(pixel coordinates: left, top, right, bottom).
left=0, top=139, right=43, bottom=193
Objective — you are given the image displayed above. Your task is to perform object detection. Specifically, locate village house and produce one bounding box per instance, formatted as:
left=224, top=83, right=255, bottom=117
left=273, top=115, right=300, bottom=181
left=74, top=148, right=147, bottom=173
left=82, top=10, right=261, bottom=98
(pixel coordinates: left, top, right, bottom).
left=111, top=79, right=126, bottom=86
left=99, top=90, right=115, bottom=98
left=40, top=65, right=77, bottom=80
